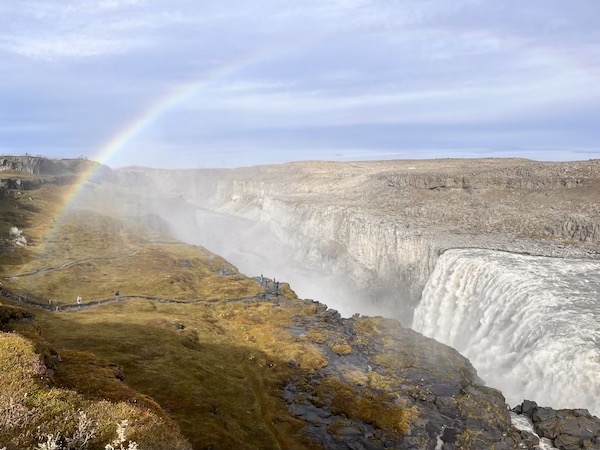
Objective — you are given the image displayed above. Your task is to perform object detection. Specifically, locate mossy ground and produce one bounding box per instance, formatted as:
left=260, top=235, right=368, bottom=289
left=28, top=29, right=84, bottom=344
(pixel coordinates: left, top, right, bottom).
left=1, top=183, right=260, bottom=305
left=0, top=323, right=191, bottom=450
left=0, top=172, right=419, bottom=450
left=0, top=176, right=318, bottom=449
left=17, top=299, right=324, bottom=449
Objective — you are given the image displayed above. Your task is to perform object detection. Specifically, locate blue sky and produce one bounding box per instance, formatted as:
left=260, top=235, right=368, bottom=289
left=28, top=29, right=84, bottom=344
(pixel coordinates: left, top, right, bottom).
left=1, top=0, right=599, bottom=168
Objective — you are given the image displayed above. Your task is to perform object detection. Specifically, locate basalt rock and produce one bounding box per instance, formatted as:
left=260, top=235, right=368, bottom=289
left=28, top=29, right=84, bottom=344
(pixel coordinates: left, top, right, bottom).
left=114, top=159, right=600, bottom=323
left=282, top=299, right=530, bottom=449
left=513, top=400, right=600, bottom=450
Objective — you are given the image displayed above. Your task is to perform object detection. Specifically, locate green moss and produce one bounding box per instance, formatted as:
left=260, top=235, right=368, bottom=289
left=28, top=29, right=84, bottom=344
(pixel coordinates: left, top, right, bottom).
left=317, top=377, right=414, bottom=435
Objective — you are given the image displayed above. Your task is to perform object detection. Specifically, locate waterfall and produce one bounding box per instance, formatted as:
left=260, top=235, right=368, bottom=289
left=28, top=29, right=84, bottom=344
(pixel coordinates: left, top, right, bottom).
left=413, top=249, right=600, bottom=416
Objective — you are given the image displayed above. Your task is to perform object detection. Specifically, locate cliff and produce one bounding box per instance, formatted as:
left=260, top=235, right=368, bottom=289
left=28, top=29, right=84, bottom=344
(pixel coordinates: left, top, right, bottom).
left=1, top=155, right=600, bottom=449
left=118, top=158, right=600, bottom=323
left=0, top=159, right=549, bottom=449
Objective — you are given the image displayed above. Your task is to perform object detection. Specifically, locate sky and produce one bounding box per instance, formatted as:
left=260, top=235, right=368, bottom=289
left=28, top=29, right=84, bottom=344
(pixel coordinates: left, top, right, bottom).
left=1, top=0, right=599, bottom=168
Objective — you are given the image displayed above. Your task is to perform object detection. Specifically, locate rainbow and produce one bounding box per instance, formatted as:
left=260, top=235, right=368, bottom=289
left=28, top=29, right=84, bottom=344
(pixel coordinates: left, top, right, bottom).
left=62, top=49, right=271, bottom=212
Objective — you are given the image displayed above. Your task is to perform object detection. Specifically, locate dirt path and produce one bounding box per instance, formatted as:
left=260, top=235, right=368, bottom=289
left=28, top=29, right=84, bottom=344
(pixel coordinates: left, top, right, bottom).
left=1, top=250, right=139, bottom=278
left=0, top=277, right=278, bottom=312
left=0, top=247, right=280, bottom=311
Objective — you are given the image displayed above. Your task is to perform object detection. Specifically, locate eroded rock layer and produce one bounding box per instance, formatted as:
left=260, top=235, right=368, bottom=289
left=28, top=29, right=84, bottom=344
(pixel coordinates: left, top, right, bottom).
left=116, top=158, right=600, bottom=321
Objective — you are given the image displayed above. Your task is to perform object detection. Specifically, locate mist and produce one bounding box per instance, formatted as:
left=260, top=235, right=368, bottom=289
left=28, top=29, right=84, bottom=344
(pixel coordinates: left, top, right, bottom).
left=148, top=199, right=395, bottom=319
left=71, top=178, right=393, bottom=318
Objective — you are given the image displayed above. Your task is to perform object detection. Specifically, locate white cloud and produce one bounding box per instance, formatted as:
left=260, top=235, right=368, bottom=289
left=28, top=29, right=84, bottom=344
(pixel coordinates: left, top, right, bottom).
left=0, top=35, right=143, bottom=60
left=1, top=0, right=599, bottom=164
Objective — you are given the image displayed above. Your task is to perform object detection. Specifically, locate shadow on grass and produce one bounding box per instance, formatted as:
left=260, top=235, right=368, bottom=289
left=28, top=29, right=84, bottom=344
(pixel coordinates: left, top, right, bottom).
left=32, top=309, right=313, bottom=450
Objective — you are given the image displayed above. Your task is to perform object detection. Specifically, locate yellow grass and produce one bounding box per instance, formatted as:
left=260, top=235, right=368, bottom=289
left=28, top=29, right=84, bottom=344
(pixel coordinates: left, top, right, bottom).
left=0, top=325, right=191, bottom=450
left=0, top=170, right=418, bottom=450
left=316, top=377, right=414, bottom=436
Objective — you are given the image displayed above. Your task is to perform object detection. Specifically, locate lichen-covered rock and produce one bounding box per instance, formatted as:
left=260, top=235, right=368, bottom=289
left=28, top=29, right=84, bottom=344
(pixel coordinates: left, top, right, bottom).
left=281, top=300, right=526, bottom=449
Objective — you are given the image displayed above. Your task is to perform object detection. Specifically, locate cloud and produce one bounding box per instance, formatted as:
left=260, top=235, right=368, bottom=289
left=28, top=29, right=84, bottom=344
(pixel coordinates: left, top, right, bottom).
left=0, top=0, right=599, bottom=165
left=0, top=35, right=143, bottom=60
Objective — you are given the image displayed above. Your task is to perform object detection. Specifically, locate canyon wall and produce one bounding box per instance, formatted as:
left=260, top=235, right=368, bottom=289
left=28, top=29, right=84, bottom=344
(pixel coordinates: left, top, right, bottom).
left=118, top=158, right=600, bottom=324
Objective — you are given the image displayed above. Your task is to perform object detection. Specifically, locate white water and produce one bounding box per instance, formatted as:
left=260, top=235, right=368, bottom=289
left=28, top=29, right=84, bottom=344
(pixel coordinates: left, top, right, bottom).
left=510, top=413, right=557, bottom=450
left=413, top=249, right=600, bottom=416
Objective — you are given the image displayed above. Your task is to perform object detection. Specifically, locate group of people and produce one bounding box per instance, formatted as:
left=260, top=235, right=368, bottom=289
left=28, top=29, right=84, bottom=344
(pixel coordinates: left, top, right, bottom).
left=259, top=274, right=280, bottom=296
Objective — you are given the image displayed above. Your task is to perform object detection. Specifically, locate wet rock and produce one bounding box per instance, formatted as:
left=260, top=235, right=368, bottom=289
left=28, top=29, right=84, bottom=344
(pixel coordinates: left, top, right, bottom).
left=442, top=426, right=459, bottom=443
left=532, top=407, right=557, bottom=423
left=522, top=400, right=538, bottom=416
left=282, top=312, right=527, bottom=449
left=514, top=400, right=600, bottom=449
left=554, top=433, right=581, bottom=450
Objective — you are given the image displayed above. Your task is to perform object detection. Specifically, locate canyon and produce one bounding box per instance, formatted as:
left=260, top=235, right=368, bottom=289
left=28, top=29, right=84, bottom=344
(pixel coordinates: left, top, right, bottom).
left=108, top=158, right=600, bottom=417
left=117, top=158, right=600, bottom=310
left=2, top=155, right=600, bottom=449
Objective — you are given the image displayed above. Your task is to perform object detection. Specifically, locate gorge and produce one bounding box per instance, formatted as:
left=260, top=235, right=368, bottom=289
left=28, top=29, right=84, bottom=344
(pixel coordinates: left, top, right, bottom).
left=2, top=155, right=600, bottom=449
left=110, top=158, right=600, bottom=416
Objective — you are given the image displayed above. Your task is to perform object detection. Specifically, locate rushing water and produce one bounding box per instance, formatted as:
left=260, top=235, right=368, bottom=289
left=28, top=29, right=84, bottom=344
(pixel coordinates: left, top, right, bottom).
left=413, top=248, right=600, bottom=416
left=510, top=413, right=557, bottom=450
left=135, top=190, right=600, bottom=414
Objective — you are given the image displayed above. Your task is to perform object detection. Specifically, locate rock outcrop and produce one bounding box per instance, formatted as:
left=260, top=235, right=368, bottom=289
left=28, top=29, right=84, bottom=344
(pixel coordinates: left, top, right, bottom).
left=513, top=400, right=600, bottom=450
left=0, top=155, right=99, bottom=176
left=282, top=300, right=536, bottom=449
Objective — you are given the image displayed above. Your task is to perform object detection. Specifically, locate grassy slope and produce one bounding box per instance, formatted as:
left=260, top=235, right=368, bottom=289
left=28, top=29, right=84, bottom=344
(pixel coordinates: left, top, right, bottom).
left=0, top=176, right=318, bottom=449
left=1, top=172, right=424, bottom=450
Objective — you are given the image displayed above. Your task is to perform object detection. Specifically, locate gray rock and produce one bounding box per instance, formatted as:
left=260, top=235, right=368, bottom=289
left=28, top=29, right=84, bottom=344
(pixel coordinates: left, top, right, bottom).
left=535, top=417, right=560, bottom=439
left=522, top=400, right=538, bottom=417
left=533, top=407, right=558, bottom=423
left=554, top=433, right=582, bottom=450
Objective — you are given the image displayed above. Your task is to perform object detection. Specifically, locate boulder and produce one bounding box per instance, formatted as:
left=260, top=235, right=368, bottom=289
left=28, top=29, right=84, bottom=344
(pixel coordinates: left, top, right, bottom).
left=14, top=235, right=27, bottom=247
left=514, top=401, right=600, bottom=449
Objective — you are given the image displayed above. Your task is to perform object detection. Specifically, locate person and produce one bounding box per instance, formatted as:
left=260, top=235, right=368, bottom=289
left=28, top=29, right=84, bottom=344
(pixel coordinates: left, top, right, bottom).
left=115, top=290, right=120, bottom=301
left=275, top=281, right=280, bottom=297
left=76, top=295, right=82, bottom=307
left=259, top=274, right=264, bottom=284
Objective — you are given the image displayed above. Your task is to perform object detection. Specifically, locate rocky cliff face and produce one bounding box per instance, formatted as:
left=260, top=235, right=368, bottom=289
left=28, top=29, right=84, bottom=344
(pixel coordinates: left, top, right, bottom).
left=119, top=158, right=600, bottom=323
left=0, top=155, right=44, bottom=173
left=4, top=155, right=600, bottom=449
left=0, top=155, right=86, bottom=175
